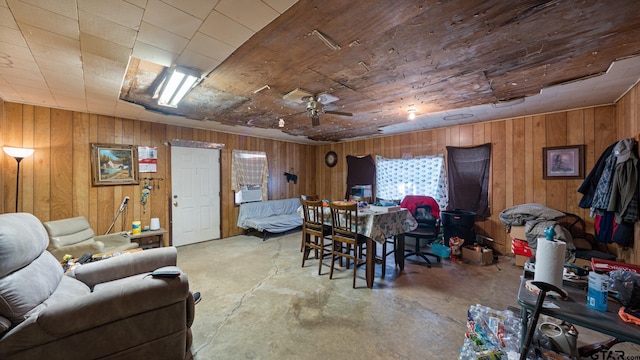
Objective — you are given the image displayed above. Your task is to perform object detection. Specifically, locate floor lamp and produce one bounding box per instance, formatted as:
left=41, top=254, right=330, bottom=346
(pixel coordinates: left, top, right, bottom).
left=3, top=147, right=35, bottom=212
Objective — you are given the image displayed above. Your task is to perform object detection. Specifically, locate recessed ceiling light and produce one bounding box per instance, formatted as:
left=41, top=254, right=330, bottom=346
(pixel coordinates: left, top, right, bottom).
left=443, top=113, right=474, bottom=121
left=407, top=108, right=416, bottom=120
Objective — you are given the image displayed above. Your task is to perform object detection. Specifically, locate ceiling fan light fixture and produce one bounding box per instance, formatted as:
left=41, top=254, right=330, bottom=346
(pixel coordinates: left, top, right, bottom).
left=155, top=66, right=201, bottom=108
left=311, top=113, right=320, bottom=126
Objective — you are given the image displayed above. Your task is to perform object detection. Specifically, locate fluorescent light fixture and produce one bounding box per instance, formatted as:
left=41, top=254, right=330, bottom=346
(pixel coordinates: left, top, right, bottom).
left=155, top=66, right=201, bottom=108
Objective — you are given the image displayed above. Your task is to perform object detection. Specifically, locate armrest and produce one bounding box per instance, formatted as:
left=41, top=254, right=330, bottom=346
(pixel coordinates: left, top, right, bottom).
left=72, top=247, right=178, bottom=288
left=37, top=273, right=189, bottom=337
left=95, top=232, right=132, bottom=247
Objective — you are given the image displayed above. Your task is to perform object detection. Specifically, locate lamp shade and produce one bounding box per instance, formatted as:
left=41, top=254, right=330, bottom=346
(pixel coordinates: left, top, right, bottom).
left=3, top=147, right=34, bottom=159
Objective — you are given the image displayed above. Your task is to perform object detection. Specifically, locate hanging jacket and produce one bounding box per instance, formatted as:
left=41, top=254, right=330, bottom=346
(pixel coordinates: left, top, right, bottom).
left=578, top=142, right=616, bottom=209
left=590, top=146, right=619, bottom=216
left=607, top=139, right=639, bottom=222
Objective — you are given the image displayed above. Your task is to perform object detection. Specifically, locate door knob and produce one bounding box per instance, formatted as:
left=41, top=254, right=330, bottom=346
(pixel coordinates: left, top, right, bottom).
left=173, top=201, right=178, bottom=207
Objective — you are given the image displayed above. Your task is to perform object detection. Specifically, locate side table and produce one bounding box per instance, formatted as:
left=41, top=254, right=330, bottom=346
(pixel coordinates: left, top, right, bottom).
left=129, top=228, right=168, bottom=249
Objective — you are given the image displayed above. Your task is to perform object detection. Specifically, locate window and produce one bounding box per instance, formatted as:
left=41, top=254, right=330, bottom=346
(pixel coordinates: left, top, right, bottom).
left=231, top=150, right=268, bottom=204
left=375, top=155, right=448, bottom=209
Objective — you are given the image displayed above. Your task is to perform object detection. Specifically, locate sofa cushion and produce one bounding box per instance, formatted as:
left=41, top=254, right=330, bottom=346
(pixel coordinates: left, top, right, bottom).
left=0, top=252, right=63, bottom=324
left=0, top=213, right=50, bottom=277
left=43, top=216, right=95, bottom=248
left=244, top=214, right=302, bottom=233
left=0, top=213, right=64, bottom=324
left=237, top=198, right=301, bottom=232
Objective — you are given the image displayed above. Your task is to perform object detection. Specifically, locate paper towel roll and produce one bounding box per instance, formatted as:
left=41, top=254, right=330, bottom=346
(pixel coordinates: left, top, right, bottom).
left=534, top=238, right=566, bottom=289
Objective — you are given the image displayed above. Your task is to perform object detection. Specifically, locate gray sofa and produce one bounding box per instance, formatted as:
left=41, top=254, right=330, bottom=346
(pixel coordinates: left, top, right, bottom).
left=0, top=213, right=194, bottom=360
left=237, top=198, right=302, bottom=239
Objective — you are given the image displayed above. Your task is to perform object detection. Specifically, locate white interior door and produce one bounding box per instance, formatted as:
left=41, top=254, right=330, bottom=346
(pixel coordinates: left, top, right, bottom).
left=171, top=146, right=220, bottom=246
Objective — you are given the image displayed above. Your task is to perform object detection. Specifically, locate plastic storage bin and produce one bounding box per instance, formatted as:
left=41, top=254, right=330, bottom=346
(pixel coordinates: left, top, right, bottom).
left=430, top=243, right=451, bottom=259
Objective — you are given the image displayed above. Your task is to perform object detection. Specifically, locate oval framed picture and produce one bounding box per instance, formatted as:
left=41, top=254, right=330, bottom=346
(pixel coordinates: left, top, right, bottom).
left=324, top=151, right=338, bottom=167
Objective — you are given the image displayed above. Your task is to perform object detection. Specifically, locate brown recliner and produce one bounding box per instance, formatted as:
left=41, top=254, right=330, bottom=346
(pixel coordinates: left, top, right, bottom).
left=0, top=213, right=194, bottom=360
left=43, top=216, right=139, bottom=261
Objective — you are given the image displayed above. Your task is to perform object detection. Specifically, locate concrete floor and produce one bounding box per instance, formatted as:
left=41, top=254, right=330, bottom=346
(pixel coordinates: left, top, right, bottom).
left=177, top=231, right=640, bottom=360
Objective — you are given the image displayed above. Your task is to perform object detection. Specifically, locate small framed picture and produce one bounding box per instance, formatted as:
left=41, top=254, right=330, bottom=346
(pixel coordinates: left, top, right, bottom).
left=543, top=145, right=585, bottom=180
left=91, top=143, right=139, bottom=186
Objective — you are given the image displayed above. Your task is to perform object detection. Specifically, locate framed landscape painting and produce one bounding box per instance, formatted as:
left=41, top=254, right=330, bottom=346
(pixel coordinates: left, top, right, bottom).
left=542, top=145, right=585, bottom=180
left=91, top=143, right=139, bottom=186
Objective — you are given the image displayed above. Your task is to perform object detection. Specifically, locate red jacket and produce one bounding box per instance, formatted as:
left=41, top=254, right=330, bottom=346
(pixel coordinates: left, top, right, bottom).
left=400, top=195, right=440, bottom=218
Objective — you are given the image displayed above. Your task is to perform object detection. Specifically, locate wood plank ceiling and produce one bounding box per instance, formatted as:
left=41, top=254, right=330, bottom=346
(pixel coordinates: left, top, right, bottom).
left=2, top=0, right=640, bottom=143
left=122, top=0, right=640, bottom=142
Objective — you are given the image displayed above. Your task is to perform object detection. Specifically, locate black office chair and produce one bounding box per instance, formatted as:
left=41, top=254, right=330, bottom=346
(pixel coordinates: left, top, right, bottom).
left=404, top=204, right=441, bottom=268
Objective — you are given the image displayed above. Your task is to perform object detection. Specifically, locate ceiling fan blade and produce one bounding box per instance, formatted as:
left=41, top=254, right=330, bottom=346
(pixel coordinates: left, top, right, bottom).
left=324, top=110, right=353, bottom=117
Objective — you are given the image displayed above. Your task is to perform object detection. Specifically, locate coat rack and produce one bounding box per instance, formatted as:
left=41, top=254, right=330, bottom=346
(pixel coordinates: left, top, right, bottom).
left=141, top=177, right=164, bottom=213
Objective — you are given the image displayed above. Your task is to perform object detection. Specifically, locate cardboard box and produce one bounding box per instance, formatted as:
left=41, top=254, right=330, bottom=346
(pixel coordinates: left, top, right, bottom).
left=573, top=257, right=591, bottom=268
left=515, top=254, right=529, bottom=267
left=462, top=245, right=493, bottom=266
left=509, top=225, right=527, bottom=241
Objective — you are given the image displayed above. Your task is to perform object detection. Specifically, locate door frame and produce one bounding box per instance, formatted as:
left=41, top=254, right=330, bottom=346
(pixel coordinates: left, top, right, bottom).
left=168, top=140, right=224, bottom=246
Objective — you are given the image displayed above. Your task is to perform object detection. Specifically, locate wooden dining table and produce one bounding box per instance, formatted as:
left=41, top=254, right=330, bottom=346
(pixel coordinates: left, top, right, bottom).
left=299, top=205, right=418, bottom=288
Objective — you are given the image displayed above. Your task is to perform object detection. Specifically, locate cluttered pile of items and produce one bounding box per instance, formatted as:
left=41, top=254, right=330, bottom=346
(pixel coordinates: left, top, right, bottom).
left=460, top=224, right=640, bottom=359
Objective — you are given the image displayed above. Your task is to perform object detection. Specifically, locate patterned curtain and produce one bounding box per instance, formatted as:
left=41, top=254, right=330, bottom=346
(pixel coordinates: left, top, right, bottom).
left=231, top=150, right=269, bottom=201
left=375, top=155, right=448, bottom=210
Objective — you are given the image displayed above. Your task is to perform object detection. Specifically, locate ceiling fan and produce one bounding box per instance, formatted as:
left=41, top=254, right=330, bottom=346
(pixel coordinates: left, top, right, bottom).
left=303, top=94, right=353, bottom=126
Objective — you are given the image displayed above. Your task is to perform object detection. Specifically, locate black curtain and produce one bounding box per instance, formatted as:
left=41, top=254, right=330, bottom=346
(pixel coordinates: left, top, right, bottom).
left=345, top=155, right=376, bottom=200
left=446, top=143, right=491, bottom=217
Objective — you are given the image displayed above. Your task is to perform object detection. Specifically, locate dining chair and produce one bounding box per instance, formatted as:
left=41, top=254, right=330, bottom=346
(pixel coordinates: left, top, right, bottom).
left=300, top=197, right=332, bottom=275
left=329, top=201, right=366, bottom=288
left=300, top=194, right=320, bottom=252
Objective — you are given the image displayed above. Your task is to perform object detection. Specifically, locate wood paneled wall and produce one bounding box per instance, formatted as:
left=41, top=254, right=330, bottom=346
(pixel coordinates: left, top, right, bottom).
left=315, top=106, right=628, bottom=258
left=0, top=101, right=316, bottom=240
left=3, top=84, right=640, bottom=265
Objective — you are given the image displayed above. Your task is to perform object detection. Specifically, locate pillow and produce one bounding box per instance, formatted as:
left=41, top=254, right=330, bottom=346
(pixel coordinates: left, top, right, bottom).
left=0, top=252, right=63, bottom=323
